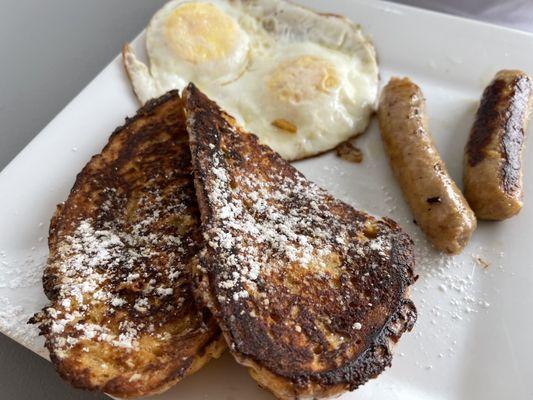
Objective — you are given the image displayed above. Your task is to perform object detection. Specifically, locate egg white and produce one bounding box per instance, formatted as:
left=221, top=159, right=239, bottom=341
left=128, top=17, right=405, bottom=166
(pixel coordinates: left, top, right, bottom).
left=222, top=41, right=377, bottom=160
left=125, top=0, right=252, bottom=101
left=123, top=0, right=379, bottom=160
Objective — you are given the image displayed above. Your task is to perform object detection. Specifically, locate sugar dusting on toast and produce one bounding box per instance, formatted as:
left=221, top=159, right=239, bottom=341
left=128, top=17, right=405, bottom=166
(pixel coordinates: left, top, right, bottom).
left=203, top=140, right=391, bottom=304
left=185, top=83, right=416, bottom=398
left=31, top=91, right=223, bottom=397
left=42, top=185, right=195, bottom=356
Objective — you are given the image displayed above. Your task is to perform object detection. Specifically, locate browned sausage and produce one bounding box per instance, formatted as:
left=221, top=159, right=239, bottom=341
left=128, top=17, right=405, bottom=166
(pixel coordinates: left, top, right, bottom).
left=464, top=70, right=533, bottom=220
left=378, top=77, right=476, bottom=254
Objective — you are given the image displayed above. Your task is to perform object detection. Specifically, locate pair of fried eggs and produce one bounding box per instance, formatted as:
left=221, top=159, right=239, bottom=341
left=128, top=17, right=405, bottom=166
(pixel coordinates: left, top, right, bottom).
left=123, top=0, right=379, bottom=160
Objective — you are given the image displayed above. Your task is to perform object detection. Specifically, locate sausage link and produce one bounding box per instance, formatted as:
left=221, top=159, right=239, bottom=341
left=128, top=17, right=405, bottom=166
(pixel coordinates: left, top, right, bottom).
left=378, top=77, right=476, bottom=254
left=464, top=70, right=533, bottom=220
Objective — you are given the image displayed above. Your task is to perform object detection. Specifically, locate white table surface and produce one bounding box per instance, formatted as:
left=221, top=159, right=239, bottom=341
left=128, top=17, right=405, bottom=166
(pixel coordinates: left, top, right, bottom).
left=0, top=0, right=529, bottom=398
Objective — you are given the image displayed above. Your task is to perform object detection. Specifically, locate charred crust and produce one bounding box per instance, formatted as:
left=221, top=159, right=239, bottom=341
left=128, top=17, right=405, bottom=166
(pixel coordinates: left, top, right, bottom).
left=32, top=90, right=221, bottom=397
left=295, top=227, right=419, bottom=390
left=466, top=72, right=532, bottom=194
left=184, top=84, right=417, bottom=395
left=38, top=89, right=184, bottom=305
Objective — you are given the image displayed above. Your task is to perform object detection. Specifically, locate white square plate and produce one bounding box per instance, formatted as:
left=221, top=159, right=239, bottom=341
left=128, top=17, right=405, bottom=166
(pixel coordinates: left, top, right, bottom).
left=1, top=1, right=532, bottom=399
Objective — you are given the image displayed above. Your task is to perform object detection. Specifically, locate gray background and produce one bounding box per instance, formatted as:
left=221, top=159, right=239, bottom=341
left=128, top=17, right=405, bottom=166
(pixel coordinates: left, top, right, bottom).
left=0, top=0, right=528, bottom=398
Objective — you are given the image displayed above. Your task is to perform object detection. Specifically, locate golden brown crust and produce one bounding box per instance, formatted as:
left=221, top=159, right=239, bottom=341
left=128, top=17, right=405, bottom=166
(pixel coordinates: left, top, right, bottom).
left=184, top=83, right=416, bottom=399
left=31, top=91, right=224, bottom=398
left=378, top=77, right=477, bottom=254
left=464, top=70, right=533, bottom=220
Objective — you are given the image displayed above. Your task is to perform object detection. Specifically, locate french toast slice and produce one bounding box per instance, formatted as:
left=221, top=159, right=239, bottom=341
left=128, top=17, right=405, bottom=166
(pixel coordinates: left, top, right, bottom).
left=30, top=91, right=224, bottom=398
left=183, top=84, right=417, bottom=400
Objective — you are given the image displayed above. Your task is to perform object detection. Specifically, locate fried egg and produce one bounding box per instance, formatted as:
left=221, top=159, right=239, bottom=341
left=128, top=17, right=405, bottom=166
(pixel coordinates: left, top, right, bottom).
left=123, top=0, right=379, bottom=160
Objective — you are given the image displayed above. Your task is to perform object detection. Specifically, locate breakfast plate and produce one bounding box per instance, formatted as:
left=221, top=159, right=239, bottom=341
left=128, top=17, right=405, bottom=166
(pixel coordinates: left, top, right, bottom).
left=1, top=0, right=533, bottom=399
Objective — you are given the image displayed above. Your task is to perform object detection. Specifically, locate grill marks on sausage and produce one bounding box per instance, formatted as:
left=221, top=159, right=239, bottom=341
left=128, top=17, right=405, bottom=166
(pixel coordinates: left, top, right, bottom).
left=466, top=74, right=532, bottom=194
left=467, top=79, right=506, bottom=167
left=501, top=76, right=532, bottom=193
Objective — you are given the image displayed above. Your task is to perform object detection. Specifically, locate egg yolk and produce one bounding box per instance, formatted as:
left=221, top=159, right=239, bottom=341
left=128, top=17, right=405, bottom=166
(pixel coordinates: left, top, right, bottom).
left=164, top=2, right=243, bottom=63
left=266, top=55, right=340, bottom=104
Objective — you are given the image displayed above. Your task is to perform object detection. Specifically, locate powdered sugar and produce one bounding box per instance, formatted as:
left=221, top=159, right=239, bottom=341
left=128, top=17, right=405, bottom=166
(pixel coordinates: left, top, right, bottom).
left=36, top=178, right=201, bottom=358
left=0, top=249, right=47, bottom=289
left=0, top=296, right=44, bottom=355
left=198, top=123, right=396, bottom=310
